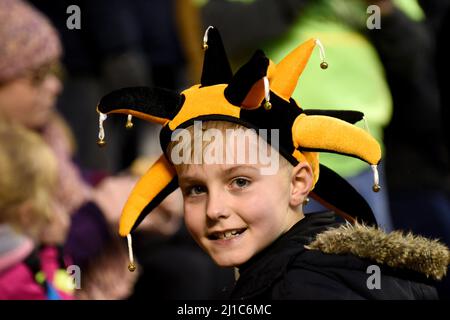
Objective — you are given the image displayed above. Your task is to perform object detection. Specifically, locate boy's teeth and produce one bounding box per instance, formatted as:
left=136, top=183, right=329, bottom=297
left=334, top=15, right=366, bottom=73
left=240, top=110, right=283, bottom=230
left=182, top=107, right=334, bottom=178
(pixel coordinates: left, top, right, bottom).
left=219, top=230, right=241, bottom=239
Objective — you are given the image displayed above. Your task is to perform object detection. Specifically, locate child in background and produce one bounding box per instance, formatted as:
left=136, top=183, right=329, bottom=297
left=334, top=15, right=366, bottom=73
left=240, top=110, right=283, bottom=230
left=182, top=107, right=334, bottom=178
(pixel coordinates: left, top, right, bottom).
left=0, top=0, right=139, bottom=299
left=0, top=123, right=73, bottom=299
left=98, top=27, right=450, bottom=299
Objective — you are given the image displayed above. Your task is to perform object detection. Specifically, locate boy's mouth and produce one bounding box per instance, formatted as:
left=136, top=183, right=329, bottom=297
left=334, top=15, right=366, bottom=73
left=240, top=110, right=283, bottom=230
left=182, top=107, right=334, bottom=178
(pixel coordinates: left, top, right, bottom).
left=207, top=228, right=247, bottom=240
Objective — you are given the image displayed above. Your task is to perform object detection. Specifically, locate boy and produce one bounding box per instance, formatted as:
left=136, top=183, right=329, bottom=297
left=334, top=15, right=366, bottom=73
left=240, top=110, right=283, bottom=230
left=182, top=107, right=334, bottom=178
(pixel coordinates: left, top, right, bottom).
left=96, top=27, right=449, bottom=299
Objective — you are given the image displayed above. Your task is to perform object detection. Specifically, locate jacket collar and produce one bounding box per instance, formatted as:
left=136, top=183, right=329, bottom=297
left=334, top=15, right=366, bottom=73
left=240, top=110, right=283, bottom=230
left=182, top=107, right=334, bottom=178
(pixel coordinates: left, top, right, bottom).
left=306, top=221, right=450, bottom=281
left=232, top=212, right=339, bottom=299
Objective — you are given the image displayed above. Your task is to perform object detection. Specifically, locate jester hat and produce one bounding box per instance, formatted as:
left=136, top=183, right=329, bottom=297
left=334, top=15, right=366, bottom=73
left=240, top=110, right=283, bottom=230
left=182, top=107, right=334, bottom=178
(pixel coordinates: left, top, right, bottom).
left=96, top=27, right=381, bottom=253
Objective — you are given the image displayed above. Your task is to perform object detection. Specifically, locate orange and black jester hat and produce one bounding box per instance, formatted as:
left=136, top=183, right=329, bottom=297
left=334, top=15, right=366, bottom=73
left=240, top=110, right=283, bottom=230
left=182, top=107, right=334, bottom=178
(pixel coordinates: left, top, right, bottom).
left=96, top=26, right=382, bottom=271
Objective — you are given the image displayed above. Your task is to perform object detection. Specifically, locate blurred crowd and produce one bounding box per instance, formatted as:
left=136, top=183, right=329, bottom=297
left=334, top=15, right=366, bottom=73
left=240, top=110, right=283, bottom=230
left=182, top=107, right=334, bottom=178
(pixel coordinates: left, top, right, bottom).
left=0, top=0, right=449, bottom=299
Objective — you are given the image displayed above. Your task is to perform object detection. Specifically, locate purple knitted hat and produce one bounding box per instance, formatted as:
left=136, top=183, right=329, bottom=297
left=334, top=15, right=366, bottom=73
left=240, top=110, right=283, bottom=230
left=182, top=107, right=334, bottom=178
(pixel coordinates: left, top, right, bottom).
left=0, top=0, right=62, bottom=83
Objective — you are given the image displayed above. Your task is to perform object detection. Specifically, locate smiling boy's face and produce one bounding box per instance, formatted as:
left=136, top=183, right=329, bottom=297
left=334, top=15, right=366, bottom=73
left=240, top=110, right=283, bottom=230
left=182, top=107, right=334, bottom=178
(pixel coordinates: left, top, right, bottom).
left=173, top=123, right=311, bottom=267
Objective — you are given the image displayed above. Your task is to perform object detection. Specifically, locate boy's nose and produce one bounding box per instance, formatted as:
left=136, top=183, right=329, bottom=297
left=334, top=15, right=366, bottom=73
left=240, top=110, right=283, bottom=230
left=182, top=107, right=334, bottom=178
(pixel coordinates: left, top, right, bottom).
left=206, top=190, right=230, bottom=220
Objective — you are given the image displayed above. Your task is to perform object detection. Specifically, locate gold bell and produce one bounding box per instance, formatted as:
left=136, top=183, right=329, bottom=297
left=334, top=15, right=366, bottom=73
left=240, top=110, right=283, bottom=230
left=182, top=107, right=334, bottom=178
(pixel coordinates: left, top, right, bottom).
left=125, top=122, right=134, bottom=129
left=320, top=62, right=328, bottom=69
left=372, top=184, right=381, bottom=192
left=128, top=263, right=136, bottom=272
left=97, top=138, right=106, bottom=147
left=125, top=120, right=134, bottom=129
left=263, top=101, right=272, bottom=110
left=202, top=43, right=208, bottom=50
left=97, top=112, right=107, bottom=147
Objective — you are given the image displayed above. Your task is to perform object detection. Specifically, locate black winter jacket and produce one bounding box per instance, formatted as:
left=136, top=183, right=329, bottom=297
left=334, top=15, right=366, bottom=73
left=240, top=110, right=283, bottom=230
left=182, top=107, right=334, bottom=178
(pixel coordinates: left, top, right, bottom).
left=231, top=212, right=448, bottom=300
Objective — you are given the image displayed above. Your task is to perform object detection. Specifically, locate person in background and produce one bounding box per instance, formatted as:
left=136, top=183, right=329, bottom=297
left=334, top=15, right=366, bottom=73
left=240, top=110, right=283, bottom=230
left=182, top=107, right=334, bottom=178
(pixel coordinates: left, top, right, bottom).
left=367, top=0, right=450, bottom=298
left=0, top=123, right=73, bottom=299
left=0, top=0, right=137, bottom=299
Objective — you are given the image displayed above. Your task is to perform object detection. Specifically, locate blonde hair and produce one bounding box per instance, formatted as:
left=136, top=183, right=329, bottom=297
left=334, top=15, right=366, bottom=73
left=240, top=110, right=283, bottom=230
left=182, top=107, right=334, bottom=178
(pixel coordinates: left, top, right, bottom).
left=0, top=122, right=58, bottom=236
left=166, top=120, right=291, bottom=175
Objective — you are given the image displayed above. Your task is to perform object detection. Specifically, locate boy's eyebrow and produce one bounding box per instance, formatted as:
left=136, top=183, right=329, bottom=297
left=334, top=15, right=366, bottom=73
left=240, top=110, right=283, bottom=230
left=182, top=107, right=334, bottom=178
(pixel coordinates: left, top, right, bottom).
left=178, top=176, right=203, bottom=186
left=223, top=165, right=260, bottom=176
left=178, top=165, right=260, bottom=185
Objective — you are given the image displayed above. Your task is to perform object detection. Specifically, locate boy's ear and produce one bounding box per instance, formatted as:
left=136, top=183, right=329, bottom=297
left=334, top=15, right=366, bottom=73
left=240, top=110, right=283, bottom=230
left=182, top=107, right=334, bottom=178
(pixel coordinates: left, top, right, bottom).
left=289, top=162, right=313, bottom=207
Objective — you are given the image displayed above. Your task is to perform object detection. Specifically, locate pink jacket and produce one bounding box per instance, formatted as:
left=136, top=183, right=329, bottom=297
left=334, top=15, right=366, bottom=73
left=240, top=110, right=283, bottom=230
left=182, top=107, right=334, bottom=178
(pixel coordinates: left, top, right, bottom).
left=0, top=237, right=73, bottom=300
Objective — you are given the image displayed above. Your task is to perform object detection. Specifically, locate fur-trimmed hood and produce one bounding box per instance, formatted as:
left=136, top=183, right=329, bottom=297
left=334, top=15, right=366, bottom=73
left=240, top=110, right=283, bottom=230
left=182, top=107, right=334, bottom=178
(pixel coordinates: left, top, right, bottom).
left=306, top=223, right=450, bottom=281
left=232, top=213, right=441, bottom=300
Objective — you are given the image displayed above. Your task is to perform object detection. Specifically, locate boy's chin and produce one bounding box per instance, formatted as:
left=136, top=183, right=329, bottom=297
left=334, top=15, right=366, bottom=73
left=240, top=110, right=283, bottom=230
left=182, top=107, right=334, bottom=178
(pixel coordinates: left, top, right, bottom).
left=210, top=253, right=249, bottom=268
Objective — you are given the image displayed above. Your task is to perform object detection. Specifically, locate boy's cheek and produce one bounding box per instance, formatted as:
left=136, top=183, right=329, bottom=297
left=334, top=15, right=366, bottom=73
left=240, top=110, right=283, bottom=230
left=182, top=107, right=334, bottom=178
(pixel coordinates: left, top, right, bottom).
left=183, top=208, right=204, bottom=239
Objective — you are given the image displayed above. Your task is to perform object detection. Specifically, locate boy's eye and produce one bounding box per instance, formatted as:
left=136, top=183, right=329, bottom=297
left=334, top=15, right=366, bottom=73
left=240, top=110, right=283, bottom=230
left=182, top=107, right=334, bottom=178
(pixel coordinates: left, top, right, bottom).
left=186, top=185, right=206, bottom=196
left=231, top=178, right=251, bottom=189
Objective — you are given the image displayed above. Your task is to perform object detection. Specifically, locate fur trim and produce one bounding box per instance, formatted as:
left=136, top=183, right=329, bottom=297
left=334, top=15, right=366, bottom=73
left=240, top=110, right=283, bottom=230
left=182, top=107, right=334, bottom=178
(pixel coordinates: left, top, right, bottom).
left=305, top=223, right=450, bottom=280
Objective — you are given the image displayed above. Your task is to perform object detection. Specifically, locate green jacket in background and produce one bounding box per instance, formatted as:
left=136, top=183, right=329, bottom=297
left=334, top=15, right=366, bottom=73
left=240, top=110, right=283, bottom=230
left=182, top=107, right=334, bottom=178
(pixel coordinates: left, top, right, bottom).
left=263, top=1, right=392, bottom=177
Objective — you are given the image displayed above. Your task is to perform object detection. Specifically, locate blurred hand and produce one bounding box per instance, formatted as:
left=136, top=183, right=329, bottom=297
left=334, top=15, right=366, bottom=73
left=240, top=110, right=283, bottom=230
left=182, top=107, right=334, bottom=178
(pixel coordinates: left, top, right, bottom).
left=94, top=152, right=183, bottom=236
left=109, top=156, right=185, bottom=237
left=92, top=175, right=139, bottom=226
left=137, top=188, right=184, bottom=237
left=94, top=174, right=184, bottom=237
